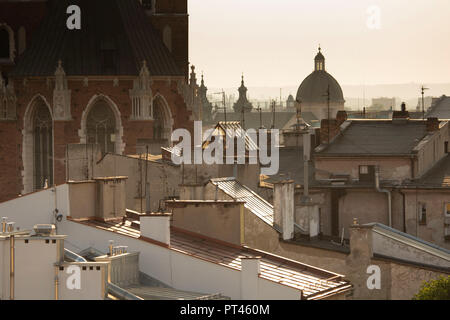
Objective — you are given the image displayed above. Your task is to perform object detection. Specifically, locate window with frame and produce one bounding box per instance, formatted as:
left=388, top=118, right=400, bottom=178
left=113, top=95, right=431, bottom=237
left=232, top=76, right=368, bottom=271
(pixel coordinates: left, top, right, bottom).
left=445, top=203, right=450, bottom=217
left=359, top=165, right=375, bottom=182
left=418, top=203, right=427, bottom=225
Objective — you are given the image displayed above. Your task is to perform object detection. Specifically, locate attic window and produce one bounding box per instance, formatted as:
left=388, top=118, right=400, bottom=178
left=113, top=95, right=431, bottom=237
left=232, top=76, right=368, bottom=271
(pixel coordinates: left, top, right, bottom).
left=418, top=203, right=427, bottom=225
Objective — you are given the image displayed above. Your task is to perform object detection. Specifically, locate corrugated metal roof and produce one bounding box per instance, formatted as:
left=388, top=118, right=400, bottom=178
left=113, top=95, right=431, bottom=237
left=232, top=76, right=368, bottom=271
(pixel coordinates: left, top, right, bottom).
left=124, top=285, right=228, bottom=300
left=11, top=0, right=182, bottom=77
left=203, top=121, right=259, bottom=152
left=73, top=218, right=351, bottom=298
left=211, top=112, right=296, bottom=130
left=210, top=177, right=278, bottom=231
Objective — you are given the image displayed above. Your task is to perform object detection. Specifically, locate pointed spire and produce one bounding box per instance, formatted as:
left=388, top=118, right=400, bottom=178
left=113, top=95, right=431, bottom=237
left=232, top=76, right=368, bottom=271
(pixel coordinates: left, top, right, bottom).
left=140, top=60, right=150, bottom=76
left=55, top=59, right=65, bottom=76
left=189, top=65, right=197, bottom=87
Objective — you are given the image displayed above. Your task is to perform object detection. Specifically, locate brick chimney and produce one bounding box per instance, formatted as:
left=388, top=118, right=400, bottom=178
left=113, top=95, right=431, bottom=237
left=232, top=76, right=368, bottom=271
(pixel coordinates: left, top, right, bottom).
left=320, top=119, right=340, bottom=144
left=392, top=102, right=409, bottom=121
left=273, top=180, right=294, bottom=240
left=426, top=117, right=439, bottom=132
left=336, top=110, right=348, bottom=126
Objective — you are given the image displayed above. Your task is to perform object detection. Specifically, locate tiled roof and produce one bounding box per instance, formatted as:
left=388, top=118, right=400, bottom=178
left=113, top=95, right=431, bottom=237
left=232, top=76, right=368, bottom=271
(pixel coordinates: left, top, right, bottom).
left=317, top=120, right=428, bottom=156
left=426, top=96, right=450, bottom=119
left=72, top=218, right=352, bottom=299
left=11, top=0, right=182, bottom=77
left=210, top=177, right=277, bottom=230
left=414, top=155, right=450, bottom=187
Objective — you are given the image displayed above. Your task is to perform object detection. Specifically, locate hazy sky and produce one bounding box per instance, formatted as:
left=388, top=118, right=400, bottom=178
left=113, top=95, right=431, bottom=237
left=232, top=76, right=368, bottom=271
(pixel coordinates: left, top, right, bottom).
left=189, top=0, right=450, bottom=88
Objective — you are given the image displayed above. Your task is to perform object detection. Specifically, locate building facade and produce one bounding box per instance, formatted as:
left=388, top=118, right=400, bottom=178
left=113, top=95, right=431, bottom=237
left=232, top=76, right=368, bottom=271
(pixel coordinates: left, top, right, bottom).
left=0, top=0, right=194, bottom=202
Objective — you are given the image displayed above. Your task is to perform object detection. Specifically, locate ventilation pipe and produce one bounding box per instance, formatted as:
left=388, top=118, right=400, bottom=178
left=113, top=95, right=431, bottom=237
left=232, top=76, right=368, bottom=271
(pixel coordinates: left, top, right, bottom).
left=375, top=166, right=392, bottom=227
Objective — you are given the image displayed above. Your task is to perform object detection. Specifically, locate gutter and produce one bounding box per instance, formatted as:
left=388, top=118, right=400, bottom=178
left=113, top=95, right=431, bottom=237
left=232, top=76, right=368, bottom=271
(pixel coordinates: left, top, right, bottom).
left=375, top=166, right=392, bottom=227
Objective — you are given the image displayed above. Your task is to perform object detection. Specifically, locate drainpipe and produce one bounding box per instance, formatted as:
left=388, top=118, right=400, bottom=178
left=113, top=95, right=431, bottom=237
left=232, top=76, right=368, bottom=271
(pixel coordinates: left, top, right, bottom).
left=10, top=234, right=15, bottom=300
left=375, top=166, right=392, bottom=227
left=399, top=190, right=406, bottom=232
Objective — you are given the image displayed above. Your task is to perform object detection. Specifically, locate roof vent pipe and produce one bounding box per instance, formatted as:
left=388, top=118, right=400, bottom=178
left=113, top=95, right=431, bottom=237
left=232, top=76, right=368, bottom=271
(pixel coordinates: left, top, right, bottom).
left=375, top=166, right=392, bottom=227
left=2, top=217, right=7, bottom=233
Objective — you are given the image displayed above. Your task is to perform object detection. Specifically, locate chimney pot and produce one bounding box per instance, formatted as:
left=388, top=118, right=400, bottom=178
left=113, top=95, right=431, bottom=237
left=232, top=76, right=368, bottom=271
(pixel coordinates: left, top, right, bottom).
left=426, top=117, right=439, bottom=132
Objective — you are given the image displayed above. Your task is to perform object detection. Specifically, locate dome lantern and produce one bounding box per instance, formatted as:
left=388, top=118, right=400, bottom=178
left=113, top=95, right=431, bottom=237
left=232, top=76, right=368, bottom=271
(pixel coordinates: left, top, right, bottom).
left=314, top=46, right=325, bottom=71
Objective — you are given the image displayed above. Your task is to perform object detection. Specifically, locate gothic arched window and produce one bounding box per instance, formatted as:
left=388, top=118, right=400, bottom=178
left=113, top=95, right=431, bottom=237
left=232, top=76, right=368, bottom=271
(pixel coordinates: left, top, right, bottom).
left=0, top=28, right=10, bottom=59
left=153, top=96, right=167, bottom=141
left=86, top=100, right=116, bottom=154
left=33, top=103, right=53, bottom=190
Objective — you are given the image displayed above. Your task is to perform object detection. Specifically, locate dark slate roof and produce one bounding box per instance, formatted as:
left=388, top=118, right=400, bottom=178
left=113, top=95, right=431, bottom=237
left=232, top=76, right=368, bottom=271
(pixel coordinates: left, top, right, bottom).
left=11, top=0, right=182, bottom=77
left=317, top=120, right=428, bottom=156
left=265, top=147, right=315, bottom=186
left=426, top=96, right=450, bottom=119
left=210, top=111, right=296, bottom=130
left=415, top=155, right=450, bottom=187
left=296, top=70, right=344, bottom=104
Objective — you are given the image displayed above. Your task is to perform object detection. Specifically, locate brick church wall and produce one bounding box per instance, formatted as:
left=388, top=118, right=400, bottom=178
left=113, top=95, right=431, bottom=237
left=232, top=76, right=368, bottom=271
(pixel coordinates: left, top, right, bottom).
left=0, top=76, right=192, bottom=203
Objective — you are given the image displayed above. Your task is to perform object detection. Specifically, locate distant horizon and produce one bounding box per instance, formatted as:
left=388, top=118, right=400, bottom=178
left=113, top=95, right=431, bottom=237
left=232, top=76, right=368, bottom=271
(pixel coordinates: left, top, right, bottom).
left=189, top=0, right=450, bottom=88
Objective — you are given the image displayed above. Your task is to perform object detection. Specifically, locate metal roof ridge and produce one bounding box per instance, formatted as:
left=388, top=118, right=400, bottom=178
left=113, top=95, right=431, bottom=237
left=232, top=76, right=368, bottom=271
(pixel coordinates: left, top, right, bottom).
left=369, top=223, right=450, bottom=259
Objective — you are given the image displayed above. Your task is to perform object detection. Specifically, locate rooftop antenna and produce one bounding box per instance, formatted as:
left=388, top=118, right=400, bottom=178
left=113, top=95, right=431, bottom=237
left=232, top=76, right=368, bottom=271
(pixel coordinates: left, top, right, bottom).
left=256, top=104, right=263, bottom=129
left=322, top=83, right=331, bottom=144
left=213, top=90, right=227, bottom=123
left=271, top=100, right=276, bottom=129
left=421, top=85, right=429, bottom=120
left=280, top=88, right=282, bottom=108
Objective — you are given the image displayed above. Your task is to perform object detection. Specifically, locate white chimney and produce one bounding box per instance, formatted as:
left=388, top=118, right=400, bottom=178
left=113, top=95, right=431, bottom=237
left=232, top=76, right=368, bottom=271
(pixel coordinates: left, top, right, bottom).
left=140, top=214, right=171, bottom=245
left=273, top=180, right=295, bottom=240
left=240, top=256, right=261, bottom=300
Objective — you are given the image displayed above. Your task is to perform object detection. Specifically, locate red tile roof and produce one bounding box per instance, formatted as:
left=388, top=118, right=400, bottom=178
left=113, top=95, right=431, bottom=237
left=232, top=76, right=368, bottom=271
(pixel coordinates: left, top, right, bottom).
left=69, top=217, right=352, bottom=299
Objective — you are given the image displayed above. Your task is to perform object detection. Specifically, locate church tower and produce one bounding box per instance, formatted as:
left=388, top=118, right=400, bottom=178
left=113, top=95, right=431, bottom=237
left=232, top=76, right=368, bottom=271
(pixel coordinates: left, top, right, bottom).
left=233, top=75, right=253, bottom=114
left=142, top=0, right=189, bottom=79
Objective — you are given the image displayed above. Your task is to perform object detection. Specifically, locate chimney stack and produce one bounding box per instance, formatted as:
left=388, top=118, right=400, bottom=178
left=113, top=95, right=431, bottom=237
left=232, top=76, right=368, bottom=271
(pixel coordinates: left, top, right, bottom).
left=336, top=110, right=348, bottom=126
left=392, top=102, right=409, bottom=122
left=240, top=256, right=261, bottom=300
left=426, top=117, right=439, bottom=132
left=273, top=180, right=294, bottom=240
left=140, top=213, right=171, bottom=246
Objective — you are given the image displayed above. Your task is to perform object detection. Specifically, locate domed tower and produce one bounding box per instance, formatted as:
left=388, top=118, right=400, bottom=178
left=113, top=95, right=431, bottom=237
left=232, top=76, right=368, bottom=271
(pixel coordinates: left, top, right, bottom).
left=296, top=47, right=345, bottom=124
left=233, top=75, right=253, bottom=114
